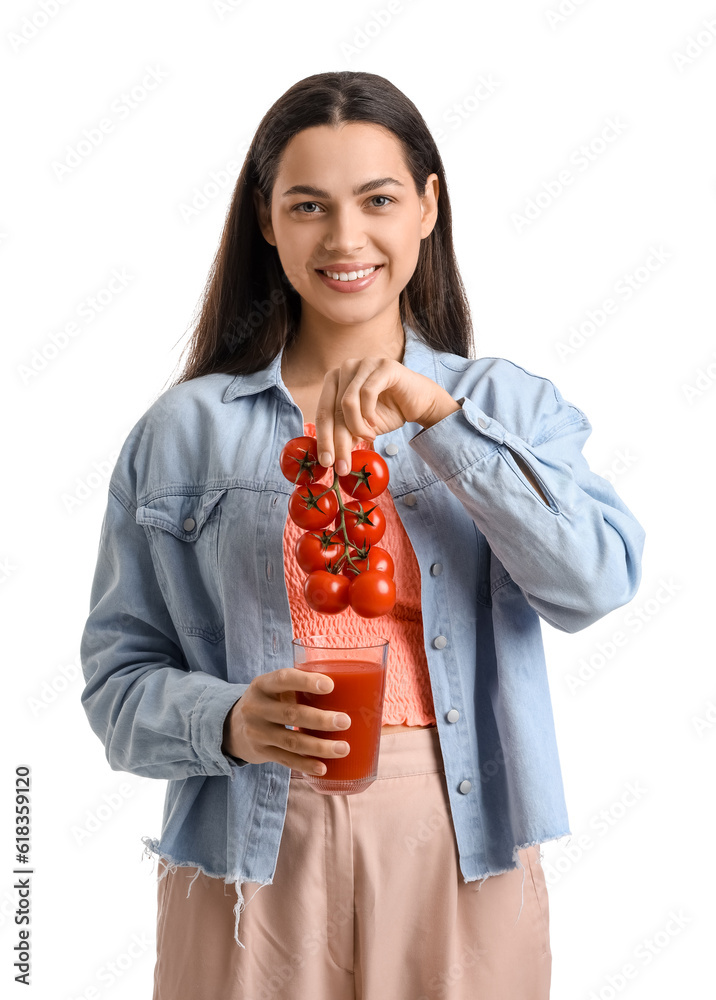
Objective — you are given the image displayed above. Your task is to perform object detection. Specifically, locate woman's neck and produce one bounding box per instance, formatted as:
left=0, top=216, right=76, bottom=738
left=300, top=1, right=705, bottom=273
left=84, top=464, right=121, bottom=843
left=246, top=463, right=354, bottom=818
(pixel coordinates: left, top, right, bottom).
left=281, top=319, right=405, bottom=388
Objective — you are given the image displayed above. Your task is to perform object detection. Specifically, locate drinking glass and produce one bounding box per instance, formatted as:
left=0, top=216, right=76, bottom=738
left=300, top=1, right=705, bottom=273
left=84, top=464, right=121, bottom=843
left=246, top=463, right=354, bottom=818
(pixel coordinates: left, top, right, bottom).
left=292, top=634, right=389, bottom=795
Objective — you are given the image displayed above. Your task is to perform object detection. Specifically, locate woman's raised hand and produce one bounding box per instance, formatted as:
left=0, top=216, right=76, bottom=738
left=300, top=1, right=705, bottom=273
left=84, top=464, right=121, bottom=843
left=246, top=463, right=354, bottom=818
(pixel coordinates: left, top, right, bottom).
left=313, top=357, right=456, bottom=475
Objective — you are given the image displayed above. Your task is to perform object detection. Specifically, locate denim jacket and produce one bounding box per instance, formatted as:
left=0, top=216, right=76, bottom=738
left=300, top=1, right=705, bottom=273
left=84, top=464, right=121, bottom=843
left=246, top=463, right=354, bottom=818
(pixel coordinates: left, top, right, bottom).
left=80, top=324, right=645, bottom=948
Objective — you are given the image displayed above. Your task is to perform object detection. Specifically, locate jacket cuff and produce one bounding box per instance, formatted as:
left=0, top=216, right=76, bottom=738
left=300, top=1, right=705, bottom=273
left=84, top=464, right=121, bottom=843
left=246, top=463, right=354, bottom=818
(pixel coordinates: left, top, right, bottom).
left=190, top=680, right=252, bottom=776
left=410, top=396, right=506, bottom=476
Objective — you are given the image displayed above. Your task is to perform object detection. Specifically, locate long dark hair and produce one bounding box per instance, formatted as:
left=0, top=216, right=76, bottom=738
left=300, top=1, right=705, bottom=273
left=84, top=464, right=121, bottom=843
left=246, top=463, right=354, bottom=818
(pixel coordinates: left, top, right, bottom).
left=170, top=70, right=474, bottom=386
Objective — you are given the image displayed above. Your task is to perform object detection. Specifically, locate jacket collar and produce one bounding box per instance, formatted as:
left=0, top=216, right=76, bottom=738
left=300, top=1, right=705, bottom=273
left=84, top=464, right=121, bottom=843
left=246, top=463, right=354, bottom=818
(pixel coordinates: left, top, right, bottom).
left=222, top=323, right=435, bottom=403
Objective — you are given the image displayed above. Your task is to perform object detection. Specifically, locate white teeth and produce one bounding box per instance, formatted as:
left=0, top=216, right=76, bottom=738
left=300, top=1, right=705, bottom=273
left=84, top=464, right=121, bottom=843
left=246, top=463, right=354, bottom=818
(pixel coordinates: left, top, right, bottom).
left=323, top=266, right=378, bottom=281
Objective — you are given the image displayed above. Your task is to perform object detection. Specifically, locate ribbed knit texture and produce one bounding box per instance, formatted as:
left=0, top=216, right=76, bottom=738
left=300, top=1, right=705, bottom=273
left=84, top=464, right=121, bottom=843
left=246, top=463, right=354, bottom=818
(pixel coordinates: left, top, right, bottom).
left=282, top=423, right=436, bottom=726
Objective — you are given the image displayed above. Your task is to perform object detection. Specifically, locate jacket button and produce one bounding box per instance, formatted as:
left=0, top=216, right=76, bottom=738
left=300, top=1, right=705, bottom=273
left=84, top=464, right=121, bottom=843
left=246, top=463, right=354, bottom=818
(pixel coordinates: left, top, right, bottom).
left=458, top=780, right=472, bottom=794
left=430, top=563, right=443, bottom=576
left=183, top=517, right=196, bottom=531
left=385, top=443, right=399, bottom=456
left=478, top=417, right=488, bottom=429
left=404, top=494, right=417, bottom=507
left=433, top=635, right=447, bottom=649
left=446, top=709, right=460, bottom=723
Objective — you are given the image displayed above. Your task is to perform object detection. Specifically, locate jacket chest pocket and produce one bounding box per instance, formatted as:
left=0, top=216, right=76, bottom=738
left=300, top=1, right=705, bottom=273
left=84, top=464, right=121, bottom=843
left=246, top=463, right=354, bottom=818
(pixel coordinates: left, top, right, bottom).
left=136, top=489, right=228, bottom=642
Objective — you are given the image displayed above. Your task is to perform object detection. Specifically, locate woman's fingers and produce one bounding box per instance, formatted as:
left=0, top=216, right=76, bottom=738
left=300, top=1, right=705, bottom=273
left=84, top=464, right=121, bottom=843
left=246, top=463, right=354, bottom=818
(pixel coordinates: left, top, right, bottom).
left=315, top=360, right=382, bottom=473
left=314, top=365, right=362, bottom=474
left=313, top=357, right=441, bottom=472
left=334, top=361, right=378, bottom=472
left=315, top=368, right=339, bottom=470
left=340, top=359, right=383, bottom=440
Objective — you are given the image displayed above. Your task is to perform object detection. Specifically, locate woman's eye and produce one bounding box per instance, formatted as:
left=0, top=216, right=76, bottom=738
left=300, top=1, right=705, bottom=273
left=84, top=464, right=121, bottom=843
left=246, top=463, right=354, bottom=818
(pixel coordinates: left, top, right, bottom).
left=292, top=196, right=392, bottom=214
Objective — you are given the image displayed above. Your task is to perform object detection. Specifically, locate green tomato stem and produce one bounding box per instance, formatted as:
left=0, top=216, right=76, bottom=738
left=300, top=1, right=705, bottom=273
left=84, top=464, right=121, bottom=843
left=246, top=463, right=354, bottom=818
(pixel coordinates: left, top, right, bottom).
left=312, top=473, right=365, bottom=575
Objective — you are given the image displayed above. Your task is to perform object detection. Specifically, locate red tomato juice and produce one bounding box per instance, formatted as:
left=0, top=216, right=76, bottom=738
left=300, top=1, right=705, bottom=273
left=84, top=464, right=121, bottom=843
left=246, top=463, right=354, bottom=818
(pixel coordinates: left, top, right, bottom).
left=295, top=659, right=386, bottom=781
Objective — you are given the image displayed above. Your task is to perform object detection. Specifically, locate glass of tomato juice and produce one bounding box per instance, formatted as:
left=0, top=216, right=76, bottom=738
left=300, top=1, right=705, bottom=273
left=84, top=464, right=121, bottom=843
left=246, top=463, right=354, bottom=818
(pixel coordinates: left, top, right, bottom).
left=292, top=634, right=389, bottom=795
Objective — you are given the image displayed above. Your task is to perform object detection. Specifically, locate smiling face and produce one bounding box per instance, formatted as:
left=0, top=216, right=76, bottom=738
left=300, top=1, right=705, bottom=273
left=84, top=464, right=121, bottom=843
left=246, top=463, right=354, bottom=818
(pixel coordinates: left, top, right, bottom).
left=254, top=122, right=439, bottom=329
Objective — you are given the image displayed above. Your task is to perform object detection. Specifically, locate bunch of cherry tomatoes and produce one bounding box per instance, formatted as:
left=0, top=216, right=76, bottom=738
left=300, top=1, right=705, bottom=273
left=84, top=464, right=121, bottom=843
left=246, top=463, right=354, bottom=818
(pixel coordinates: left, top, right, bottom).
left=279, top=435, right=396, bottom=618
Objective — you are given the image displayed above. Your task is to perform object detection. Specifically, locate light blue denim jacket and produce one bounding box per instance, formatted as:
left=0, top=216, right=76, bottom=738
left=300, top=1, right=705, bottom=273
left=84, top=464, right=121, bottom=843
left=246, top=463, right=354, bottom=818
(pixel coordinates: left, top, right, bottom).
left=80, top=324, right=645, bottom=948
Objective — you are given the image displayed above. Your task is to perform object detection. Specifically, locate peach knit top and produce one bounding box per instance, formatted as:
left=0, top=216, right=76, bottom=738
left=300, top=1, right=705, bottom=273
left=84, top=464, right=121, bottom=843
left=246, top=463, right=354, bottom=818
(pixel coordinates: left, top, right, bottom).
left=282, top=423, right=437, bottom=727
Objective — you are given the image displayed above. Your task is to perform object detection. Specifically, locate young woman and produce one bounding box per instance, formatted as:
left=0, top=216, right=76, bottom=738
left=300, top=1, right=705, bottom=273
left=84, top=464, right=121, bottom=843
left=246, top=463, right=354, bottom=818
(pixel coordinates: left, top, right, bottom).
left=80, top=71, right=645, bottom=999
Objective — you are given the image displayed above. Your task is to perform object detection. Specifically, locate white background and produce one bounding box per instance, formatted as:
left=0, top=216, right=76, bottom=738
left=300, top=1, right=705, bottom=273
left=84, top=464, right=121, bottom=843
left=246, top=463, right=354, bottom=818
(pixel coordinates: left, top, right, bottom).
left=2, top=1, right=715, bottom=997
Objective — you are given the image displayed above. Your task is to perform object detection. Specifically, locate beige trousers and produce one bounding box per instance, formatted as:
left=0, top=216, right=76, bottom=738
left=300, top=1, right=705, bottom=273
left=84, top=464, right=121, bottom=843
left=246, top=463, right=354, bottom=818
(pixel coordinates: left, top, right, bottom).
left=153, top=726, right=551, bottom=999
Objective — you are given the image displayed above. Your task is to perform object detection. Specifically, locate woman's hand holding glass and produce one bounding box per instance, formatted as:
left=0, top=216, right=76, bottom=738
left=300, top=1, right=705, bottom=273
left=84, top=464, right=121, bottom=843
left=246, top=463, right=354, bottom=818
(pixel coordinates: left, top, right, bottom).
left=221, top=668, right=352, bottom=776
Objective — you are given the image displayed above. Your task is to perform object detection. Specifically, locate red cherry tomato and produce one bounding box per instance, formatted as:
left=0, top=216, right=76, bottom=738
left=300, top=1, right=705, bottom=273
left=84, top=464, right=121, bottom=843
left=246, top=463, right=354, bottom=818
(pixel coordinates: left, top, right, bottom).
left=295, top=532, right=344, bottom=574
left=304, top=570, right=350, bottom=615
left=280, top=436, right=321, bottom=486
left=343, top=545, right=395, bottom=578
left=338, top=450, right=389, bottom=500
left=349, top=570, right=396, bottom=618
left=335, top=500, right=386, bottom=547
left=288, top=485, right=339, bottom=530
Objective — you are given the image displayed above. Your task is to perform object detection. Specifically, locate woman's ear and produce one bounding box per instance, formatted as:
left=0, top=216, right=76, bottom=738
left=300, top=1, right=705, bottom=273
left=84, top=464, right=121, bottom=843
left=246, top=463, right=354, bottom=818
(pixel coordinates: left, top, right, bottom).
left=420, top=173, right=440, bottom=240
left=253, top=187, right=275, bottom=245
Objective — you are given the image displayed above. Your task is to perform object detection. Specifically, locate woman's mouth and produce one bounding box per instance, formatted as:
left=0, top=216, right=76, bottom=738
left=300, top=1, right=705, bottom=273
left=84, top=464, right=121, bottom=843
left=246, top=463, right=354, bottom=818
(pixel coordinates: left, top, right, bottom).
left=315, top=264, right=383, bottom=292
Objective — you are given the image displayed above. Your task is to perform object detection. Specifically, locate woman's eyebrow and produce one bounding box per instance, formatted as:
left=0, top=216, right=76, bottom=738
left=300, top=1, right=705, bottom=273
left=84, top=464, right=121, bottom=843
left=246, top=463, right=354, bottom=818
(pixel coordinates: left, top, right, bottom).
left=280, top=177, right=405, bottom=198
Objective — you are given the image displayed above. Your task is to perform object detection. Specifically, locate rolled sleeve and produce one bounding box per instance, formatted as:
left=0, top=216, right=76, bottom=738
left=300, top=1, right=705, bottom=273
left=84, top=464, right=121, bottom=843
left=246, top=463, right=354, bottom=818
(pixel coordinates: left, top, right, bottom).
left=411, top=396, right=503, bottom=473
left=192, top=681, right=252, bottom=773
left=409, top=390, right=645, bottom=632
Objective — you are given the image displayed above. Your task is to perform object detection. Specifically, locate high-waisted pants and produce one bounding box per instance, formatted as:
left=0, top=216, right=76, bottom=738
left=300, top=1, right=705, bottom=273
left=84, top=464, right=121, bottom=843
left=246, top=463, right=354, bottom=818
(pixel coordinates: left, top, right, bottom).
left=153, top=726, right=552, bottom=999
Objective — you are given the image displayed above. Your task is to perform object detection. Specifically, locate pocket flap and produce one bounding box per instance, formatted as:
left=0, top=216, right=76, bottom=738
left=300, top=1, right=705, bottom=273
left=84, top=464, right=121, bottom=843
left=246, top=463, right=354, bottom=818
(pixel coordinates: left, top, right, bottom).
left=135, top=488, right=228, bottom=541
